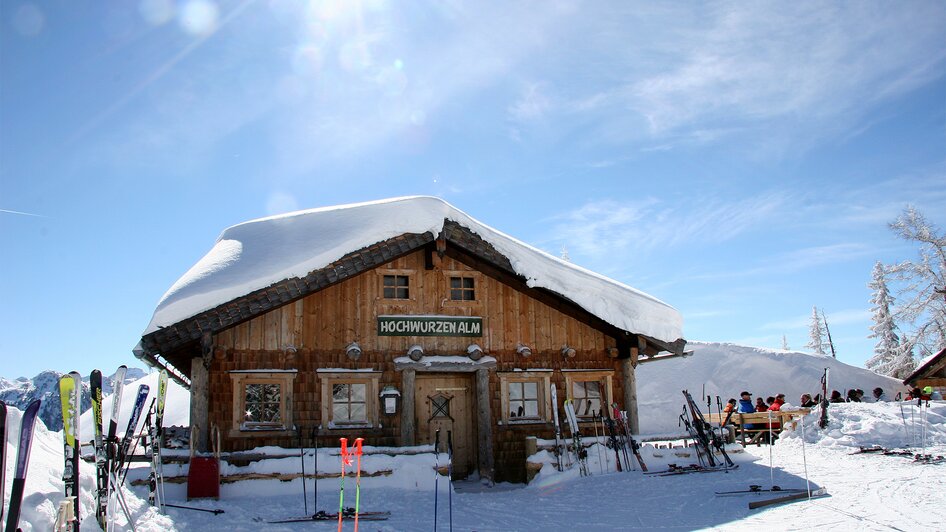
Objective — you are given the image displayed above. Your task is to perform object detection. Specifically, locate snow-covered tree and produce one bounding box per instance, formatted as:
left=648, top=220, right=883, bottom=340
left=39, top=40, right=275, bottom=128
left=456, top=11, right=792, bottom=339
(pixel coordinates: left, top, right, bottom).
left=865, top=261, right=908, bottom=376
left=805, top=306, right=826, bottom=356
left=781, top=335, right=790, bottom=351
left=887, top=207, right=946, bottom=358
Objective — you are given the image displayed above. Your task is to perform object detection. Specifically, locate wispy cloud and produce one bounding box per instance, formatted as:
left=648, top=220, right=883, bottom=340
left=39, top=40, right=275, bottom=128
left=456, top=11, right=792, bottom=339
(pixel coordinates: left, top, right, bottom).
left=549, top=191, right=787, bottom=257
left=0, top=208, right=47, bottom=218
left=762, top=308, right=870, bottom=331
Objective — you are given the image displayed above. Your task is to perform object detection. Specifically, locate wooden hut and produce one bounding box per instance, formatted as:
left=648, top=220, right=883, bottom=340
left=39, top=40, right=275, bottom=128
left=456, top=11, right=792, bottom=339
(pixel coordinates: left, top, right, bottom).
left=903, top=346, right=946, bottom=396
left=134, top=197, right=686, bottom=482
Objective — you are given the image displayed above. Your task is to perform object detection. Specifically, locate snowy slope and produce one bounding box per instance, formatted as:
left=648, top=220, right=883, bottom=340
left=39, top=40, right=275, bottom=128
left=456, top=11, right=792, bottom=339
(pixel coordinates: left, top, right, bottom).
left=142, top=196, right=683, bottom=344
left=636, top=341, right=906, bottom=434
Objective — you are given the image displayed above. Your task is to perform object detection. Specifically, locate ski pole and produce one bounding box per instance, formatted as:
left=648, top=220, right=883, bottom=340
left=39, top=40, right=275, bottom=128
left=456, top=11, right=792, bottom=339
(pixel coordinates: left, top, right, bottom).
left=300, top=425, right=308, bottom=516
left=338, top=438, right=349, bottom=532
left=592, top=412, right=604, bottom=474
left=447, top=430, right=453, bottom=532
left=313, top=427, right=318, bottom=516
left=800, top=410, right=811, bottom=498
left=434, top=429, right=440, bottom=532
left=354, top=438, right=363, bottom=532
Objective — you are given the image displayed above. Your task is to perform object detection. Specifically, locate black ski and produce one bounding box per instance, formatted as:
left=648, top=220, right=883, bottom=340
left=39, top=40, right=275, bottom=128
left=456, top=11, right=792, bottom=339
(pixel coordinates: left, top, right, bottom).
left=90, top=370, right=108, bottom=530
left=265, top=510, right=390, bottom=523
left=819, top=368, right=829, bottom=429
left=0, top=401, right=6, bottom=526
left=683, top=391, right=734, bottom=468
left=5, top=399, right=41, bottom=532
left=748, top=488, right=827, bottom=510
left=117, top=384, right=150, bottom=472
left=716, top=485, right=807, bottom=495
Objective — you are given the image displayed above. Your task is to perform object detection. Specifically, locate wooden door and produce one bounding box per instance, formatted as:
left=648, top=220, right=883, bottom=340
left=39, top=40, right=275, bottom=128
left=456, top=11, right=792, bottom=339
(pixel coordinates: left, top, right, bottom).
left=415, top=374, right=476, bottom=479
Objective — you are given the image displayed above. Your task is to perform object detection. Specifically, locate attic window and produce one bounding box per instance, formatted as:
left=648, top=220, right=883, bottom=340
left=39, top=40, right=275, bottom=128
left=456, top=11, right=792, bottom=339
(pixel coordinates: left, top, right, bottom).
left=383, top=275, right=410, bottom=299
left=449, top=276, right=475, bottom=301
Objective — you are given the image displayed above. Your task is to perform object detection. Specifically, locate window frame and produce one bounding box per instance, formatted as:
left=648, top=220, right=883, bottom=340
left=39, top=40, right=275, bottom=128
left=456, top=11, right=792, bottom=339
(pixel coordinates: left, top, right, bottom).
left=381, top=272, right=412, bottom=300
left=377, top=269, right=416, bottom=304
left=318, top=370, right=382, bottom=430
left=441, top=271, right=481, bottom=307
left=229, top=370, right=297, bottom=437
left=562, top=370, right=614, bottom=421
left=498, top=370, right=552, bottom=425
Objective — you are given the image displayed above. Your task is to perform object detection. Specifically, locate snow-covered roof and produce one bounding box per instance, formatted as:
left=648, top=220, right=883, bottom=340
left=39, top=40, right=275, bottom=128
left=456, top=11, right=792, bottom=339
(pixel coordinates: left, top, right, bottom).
left=143, top=196, right=683, bottom=343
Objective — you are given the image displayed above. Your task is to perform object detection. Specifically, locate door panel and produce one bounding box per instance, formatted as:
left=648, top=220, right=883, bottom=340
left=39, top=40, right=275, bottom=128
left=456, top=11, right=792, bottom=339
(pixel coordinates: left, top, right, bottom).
left=415, top=374, right=476, bottom=479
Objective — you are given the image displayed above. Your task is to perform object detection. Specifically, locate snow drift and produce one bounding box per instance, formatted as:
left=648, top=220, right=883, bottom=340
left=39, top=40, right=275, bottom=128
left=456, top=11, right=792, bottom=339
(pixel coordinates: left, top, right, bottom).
left=636, top=341, right=907, bottom=434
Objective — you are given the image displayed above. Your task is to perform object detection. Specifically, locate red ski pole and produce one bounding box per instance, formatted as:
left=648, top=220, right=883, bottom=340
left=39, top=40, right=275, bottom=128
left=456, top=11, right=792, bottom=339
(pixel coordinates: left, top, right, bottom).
left=354, top=438, right=364, bottom=532
left=338, top=438, right=350, bottom=532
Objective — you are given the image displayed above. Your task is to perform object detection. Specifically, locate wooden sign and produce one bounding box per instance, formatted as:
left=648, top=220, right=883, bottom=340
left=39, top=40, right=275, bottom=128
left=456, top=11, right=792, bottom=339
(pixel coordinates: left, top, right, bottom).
left=377, top=315, right=483, bottom=337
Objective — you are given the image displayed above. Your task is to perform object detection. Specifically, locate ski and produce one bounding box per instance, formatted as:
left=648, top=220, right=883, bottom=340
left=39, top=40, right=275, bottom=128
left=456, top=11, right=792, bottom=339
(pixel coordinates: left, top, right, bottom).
left=5, top=399, right=41, bottom=532
left=549, top=384, right=565, bottom=472
left=715, top=485, right=808, bottom=496
left=0, top=401, right=6, bottom=526
left=614, top=407, right=647, bottom=472
left=644, top=463, right=738, bottom=476
left=264, top=510, right=390, bottom=523
left=818, top=368, right=829, bottom=429
left=148, top=370, right=168, bottom=511
left=563, top=399, right=589, bottom=476
left=59, top=372, right=82, bottom=532
left=683, top=391, right=734, bottom=468
left=90, top=370, right=108, bottom=530
left=748, top=487, right=828, bottom=510
left=116, top=384, right=150, bottom=472
left=604, top=415, right=623, bottom=472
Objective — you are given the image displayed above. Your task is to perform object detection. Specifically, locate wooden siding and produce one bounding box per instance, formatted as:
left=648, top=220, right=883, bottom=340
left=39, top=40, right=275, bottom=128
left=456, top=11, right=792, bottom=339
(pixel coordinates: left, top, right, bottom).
left=210, top=249, right=624, bottom=481
left=215, top=250, right=616, bottom=356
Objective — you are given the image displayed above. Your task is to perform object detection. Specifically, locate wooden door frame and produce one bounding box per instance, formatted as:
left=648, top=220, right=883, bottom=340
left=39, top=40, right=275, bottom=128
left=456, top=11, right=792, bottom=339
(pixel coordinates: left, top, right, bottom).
left=397, top=358, right=495, bottom=482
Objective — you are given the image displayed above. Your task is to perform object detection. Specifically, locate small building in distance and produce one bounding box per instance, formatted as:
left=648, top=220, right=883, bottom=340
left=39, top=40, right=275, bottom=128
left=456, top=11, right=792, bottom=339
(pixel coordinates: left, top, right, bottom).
left=903, top=346, right=946, bottom=396
left=134, top=196, right=686, bottom=482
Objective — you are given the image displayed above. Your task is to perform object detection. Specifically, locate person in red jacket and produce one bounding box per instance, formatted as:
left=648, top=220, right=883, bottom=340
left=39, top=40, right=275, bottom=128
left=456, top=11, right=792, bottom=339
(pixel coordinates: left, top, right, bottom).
left=767, top=394, right=785, bottom=441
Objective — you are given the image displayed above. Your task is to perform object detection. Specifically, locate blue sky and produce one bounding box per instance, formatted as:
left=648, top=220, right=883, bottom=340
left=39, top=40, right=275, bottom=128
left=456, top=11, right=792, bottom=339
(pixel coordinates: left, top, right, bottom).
left=2, top=0, right=945, bottom=378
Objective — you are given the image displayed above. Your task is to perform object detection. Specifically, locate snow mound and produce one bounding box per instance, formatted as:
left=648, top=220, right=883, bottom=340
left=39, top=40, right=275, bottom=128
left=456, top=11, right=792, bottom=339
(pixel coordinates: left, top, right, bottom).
left=636, top=341, right=906, bottom=434
left=143, top=196, right=682, bottom=344
left=781, top=400, right=946, bottom=450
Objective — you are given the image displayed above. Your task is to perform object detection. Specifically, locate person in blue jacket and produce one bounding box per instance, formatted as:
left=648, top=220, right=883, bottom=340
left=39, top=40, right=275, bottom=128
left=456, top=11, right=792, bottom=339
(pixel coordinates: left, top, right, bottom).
left=737, top=391, right=756, bottom=429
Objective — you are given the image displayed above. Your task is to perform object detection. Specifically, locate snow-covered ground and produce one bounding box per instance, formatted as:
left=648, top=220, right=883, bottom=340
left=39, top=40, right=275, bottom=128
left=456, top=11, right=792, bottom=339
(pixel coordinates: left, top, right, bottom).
left=4, top=398, right=944, bottom=531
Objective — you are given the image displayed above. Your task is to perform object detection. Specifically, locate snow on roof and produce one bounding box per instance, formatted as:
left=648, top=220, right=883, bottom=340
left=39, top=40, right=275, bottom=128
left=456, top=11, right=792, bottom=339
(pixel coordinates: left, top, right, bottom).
left=143, top=196, right=683, bottom=343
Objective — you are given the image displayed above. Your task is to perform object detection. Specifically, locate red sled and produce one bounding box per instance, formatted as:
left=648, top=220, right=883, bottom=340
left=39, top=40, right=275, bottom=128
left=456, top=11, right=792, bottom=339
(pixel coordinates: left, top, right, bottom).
left=187, top=425, right=221, bottom=500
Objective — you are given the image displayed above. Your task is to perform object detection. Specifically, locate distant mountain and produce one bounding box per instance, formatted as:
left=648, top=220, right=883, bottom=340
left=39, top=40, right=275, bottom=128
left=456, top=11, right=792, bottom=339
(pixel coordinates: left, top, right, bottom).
left=0, top=366, right=147, bottom=431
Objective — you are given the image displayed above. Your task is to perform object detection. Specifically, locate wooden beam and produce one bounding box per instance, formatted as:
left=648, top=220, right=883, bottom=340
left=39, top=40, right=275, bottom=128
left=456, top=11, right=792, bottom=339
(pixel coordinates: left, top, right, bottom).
left=476, top=368, right=494, bottom=482
left=400, top=369, right=416, bottom=446
left=622, top=357, right=640, bottom=434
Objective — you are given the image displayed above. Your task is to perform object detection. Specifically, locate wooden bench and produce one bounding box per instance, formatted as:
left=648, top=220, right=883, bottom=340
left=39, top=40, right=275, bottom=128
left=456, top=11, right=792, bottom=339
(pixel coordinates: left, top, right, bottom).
left=704, top=409, right=812, bottom=446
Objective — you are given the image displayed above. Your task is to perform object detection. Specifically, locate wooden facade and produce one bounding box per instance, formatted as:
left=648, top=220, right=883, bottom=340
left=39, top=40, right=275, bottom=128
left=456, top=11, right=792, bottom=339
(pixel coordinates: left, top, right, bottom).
left=904, top=346, right=946, bottom=396
left=138, top=221, right=685, bottom=483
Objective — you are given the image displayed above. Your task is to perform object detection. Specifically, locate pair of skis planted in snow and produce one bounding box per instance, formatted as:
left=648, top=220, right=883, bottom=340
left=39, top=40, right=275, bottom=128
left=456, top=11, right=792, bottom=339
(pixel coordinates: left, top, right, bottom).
left=3, top=399, right=42, bottom=532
